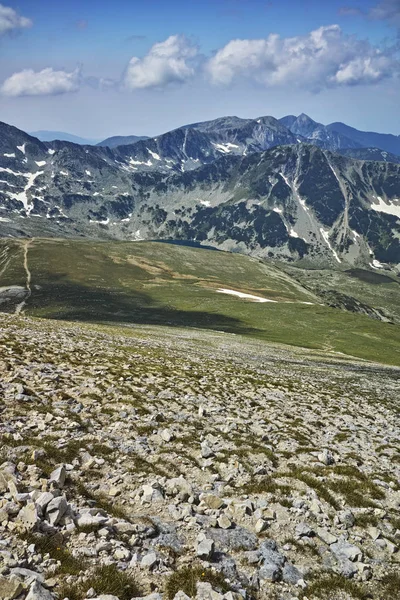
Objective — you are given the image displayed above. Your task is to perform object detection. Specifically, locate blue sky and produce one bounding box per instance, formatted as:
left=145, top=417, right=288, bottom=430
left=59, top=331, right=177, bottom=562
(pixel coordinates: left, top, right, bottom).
left=0, top=0, right=399, bottom=138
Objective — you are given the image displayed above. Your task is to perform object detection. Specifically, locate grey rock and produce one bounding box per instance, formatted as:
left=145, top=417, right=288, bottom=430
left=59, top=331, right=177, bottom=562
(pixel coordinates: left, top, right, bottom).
left=331, top=540, right=362, bottom=562
left=197, top=538, right=214, bottom=559
left=282, top=563, right=303, bottom=585
left=49, top=465, right=66, bottom=488
left=26, top=581, right=54, bottom=600
left=0, top=577, right=23, bottom=600
left=45, top=496, right=68, bottom=526
left=295, top=523, right=314, bottom=538
left=318, top=449, right=335, bottom=465
left=141, top=552, right=158, bottom=569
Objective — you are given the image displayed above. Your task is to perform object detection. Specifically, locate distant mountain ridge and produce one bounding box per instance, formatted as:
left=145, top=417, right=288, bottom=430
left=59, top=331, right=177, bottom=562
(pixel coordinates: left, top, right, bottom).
left=29, top=130, right=101, bottom=145
left=0, top=116, right=399, bottom=271
left=280, top=113, right=400, bottom=156
left=97, top=135, right=149, bottom=148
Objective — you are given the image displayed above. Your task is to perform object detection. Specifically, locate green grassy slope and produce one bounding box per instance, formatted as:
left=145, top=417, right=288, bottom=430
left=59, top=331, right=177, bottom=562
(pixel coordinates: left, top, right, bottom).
left=1, top=238, right=399, bottom=366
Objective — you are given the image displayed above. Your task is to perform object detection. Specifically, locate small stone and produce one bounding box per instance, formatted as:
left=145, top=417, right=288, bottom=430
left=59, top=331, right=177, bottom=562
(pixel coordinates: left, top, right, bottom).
left=16, top=503, right=39, bottom=531
left=255, top=519, right=268, bottom=534
left=196, top=538, right=214, bottom=559
left=201, top=441, right=214, bottom=459
left=46, top=496, right=68, bottom=526
left=368, top=527, right=381, bottom=541
left=202, top=494, right=224, bottom=510
left=0, top=577, right=23, bottom=600
left=218, top=515, right=232, bottom=529
left=338, top=510, right=355, bottom=529
left=49, top=465, right=66, bottom=488
left=108, top=486, right=120, bottom=497
left=316, top=528, right=337, bottom=545
left=141, top=552, right=157, bottom=569
left=318, top=449, right=335, bottom=465
left=295, top=523, right=314, bottom=538
left=160, top=429, right=173, bottom=442
left=26, top=581, right=54, bottom=600
left=331, top=540, right=362, bottom=562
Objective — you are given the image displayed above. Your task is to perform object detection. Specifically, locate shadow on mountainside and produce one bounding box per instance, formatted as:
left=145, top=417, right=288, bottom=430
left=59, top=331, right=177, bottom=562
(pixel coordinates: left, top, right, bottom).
left=17, top=275, right=260, bottom=336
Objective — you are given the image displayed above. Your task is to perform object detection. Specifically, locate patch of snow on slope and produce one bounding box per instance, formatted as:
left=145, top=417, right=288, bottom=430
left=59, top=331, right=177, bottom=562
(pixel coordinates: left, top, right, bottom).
left=17, top=143, right=26, bottom=154
left=371, top=196, right=400, bottom=218
left=35, top=161, right=46, bottom=167
left=85, top=170, right=91, bottom=176
left=48, top=149, right=56, bottom=155
left=129, top=158, right=152, bottom=167
left=273, top=207, right=283, bottom=213
left=148, top=149, right=161, bottom=161
left=89, top=218, right=110, bottom=225
left=280, top=172, right=310, bottom=214
left=8, top=171, right=44, bottom=214
left=289, top=229, right=299, bottom=238
left=212, top=142, right=240, bottom=154
left=370, top=259, right=384, bottom=269
left=320, top=228, right=341, bottom=263
left=60, top=171, right=69, bottom=176
left=4, top=153, right=15, bottom=158
left=216, top=288, right=277, bottom=303
left=199, top=200, right=211, bottom=207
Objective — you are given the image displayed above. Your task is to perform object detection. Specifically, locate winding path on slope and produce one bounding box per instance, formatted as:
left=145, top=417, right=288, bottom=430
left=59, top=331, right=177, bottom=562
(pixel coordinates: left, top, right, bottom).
left=15, top=238, right=33, bottom=315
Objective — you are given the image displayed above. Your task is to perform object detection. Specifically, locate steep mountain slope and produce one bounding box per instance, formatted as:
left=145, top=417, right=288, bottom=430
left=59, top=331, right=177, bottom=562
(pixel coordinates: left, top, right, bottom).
left=0, top=119, right=399, bottom=269
left=97, top=134, right=149, bottom=148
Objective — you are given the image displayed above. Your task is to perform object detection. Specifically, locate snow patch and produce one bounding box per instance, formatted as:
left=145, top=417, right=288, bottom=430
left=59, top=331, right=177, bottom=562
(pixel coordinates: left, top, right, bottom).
left=370, top=196, right=400, bottom=218
left=17, top=143, right=26, bottom=155
left=129, top=158, right=153, bottom=167
left=148, top=149, right=161, bottom=161
left=7, top=171, right=44, bottom=214
left=89, top=217, right=110, bottom=225
left=212, top=142, right=240, bottom=154
left=85, top=170, right=91, bottom=176
left=289, top=229, right=299, bottom=238
left=370, top=259, right=385, bottom=269
left=216, top=288, right=277, bottom=303
left=3, top=153, right=15, bottom=158
left=199, top=200, right=211, bottom=207
left=320, top=228, right=341, bottom=263
left=273, top=207, right=283, bottom=214
left=60, top=171, right=68, bottom=176
left=35, top=161, right=46, bottom=167
left=47, top=149, right=56, bottom=155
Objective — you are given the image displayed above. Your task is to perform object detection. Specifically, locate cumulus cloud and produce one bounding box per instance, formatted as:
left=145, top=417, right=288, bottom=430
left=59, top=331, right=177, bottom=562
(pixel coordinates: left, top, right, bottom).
left=124, top=34, right=198, bottom=90
left=0, top=3, right=31, bottom=35
left=0, top=67, right=81, bottom=97
left=205, top=25, right=400, bottom=90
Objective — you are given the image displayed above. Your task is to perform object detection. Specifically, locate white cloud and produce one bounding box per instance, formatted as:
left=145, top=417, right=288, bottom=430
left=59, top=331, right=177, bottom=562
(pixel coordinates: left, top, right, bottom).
left=206, top=25, right=400, bottom=90
left=0, top=3, right=31, bottom=35
left=369, top=0, right=400, bottom=23
left=0, top=67, right=81, bottom=97
left=124, top=34, right=198, bottom=90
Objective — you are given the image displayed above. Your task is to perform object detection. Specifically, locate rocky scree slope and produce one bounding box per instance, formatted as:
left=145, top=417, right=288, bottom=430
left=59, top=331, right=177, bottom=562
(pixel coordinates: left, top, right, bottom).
left=0, top=121, right=400, bottom=268
left=0, top=314, right=399, bottom=600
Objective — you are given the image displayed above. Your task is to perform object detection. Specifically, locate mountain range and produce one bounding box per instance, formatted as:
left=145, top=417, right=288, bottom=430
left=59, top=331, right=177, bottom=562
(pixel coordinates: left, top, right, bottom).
left=1, top=114, right=399, bottom=271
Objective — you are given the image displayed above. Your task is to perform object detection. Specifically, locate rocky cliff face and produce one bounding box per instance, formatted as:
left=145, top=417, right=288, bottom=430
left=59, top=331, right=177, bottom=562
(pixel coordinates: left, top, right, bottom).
left=0, top=121, right=399, bottom=269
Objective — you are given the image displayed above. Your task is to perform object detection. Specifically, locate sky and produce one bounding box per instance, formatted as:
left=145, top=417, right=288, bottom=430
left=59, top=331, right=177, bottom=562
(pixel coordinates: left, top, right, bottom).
left=0, top=0, right=399, bottom=139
